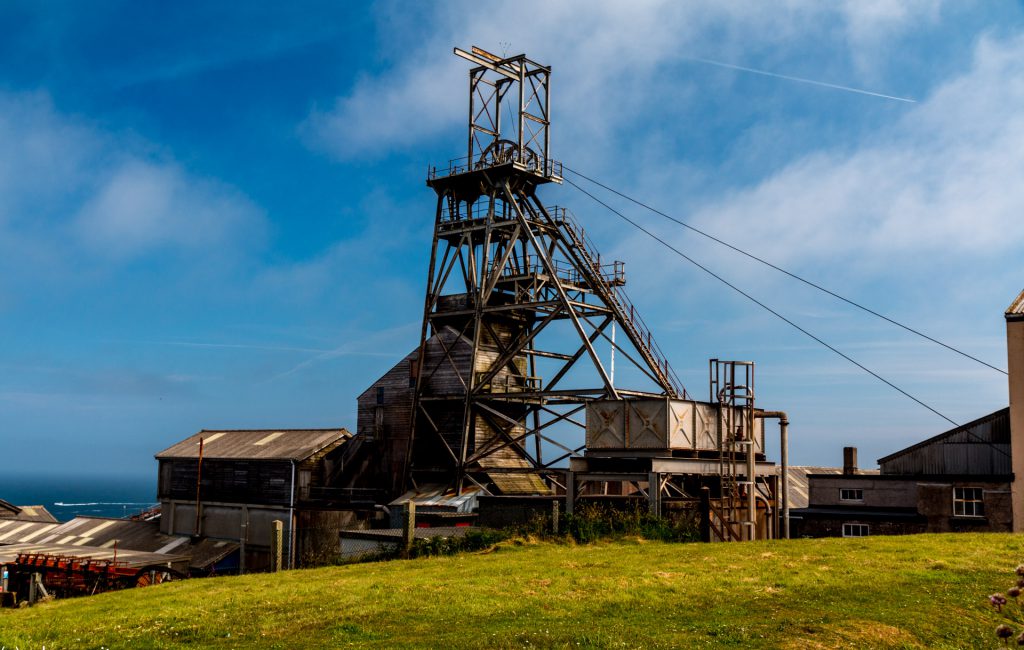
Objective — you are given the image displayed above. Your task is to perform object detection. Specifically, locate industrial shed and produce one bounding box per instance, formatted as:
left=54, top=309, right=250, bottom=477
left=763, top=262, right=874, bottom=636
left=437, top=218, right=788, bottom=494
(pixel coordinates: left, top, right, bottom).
left=0, top=501, right=57, bottom=524
left=793, top=413, right=1014, bottom=537
left=155, top=428, right=354, bottom=569
left=793, top=289, right=1024, bottom=538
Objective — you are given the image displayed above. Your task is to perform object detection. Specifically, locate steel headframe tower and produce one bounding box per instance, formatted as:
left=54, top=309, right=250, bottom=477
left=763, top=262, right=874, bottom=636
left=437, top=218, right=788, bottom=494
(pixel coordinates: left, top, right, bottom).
left=408, top=46, right=688, bottom=495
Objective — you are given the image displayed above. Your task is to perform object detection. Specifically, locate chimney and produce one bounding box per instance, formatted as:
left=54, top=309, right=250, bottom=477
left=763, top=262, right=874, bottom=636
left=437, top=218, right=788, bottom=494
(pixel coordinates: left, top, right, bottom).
left=1006, top=289, right=1024, bottom=531
left=843, top=447, right=858, bottom=475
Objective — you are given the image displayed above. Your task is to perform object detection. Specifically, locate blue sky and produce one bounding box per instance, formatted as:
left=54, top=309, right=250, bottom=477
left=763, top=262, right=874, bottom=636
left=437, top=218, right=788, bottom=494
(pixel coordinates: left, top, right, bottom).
left=2, top=1, right=1023, bottom=480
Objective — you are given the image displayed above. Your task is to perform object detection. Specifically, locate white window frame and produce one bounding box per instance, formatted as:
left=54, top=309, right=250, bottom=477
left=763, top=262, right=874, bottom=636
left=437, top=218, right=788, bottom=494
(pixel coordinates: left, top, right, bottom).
left=842, top=523, right=869, bottom=537
left=839, top=488, right=864, bottom=502
left=953, top=487, right=984, bottom=518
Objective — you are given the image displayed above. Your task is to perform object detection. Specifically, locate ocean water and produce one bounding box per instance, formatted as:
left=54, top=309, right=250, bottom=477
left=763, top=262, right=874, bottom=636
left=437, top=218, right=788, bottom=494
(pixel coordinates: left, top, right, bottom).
left=0, top=474, right=157, bottom=522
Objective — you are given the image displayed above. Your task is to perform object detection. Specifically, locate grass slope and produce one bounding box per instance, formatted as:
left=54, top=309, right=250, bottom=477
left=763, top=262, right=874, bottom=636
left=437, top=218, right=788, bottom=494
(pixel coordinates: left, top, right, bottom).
left=1, top=533, right=1021, bottom=649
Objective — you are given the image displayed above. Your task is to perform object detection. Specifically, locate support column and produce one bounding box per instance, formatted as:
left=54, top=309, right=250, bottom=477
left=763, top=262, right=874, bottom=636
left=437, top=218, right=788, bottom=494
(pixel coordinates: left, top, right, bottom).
left=647, top=472, right=660, bottom=517
left=565, top=471, right=576, bottom=515
left=1006, top=295, right=1024, bottom=531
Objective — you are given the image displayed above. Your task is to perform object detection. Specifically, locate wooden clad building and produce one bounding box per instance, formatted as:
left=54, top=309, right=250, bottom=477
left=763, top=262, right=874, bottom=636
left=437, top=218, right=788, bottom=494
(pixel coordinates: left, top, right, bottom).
left=155, top=428, right=352, bottom=568
left=793, top=410, right=1014, bottom=537
left=347, top=320, right=539, bottom=500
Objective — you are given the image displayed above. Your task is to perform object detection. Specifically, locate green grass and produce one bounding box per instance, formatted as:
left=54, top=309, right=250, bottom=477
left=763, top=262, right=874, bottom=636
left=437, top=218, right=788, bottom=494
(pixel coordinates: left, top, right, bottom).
left=1, top=533, right=1021, bottom=649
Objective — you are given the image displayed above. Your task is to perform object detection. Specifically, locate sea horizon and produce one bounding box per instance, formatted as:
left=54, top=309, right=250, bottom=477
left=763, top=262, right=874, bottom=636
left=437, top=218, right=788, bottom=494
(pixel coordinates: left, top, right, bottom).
left=0, top=473, right=158, bottom=522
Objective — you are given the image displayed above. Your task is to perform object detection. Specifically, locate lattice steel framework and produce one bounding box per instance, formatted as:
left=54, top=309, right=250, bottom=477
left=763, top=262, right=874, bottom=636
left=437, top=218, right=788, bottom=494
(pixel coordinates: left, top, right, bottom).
left=407, top=46, right=688, bottom=495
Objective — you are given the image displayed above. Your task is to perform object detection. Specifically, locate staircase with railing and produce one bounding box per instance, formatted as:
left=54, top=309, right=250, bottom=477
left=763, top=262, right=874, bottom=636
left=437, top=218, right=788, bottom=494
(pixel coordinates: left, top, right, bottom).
left=550, top=206, right=687, bottom=399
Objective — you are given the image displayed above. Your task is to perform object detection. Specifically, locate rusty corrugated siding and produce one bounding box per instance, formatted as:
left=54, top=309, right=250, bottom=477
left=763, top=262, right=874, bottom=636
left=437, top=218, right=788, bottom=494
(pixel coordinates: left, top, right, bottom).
left=0, top=520, right=61, bottom=544
left=155, top=428, right=351, bottom=461
left=1007, top=289, right=1024, bottom=318
left=877, top=408, right=1011, bottom=475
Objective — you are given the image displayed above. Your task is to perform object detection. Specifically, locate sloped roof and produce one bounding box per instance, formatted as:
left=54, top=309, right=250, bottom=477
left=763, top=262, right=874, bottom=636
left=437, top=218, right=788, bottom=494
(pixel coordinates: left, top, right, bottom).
left=782, top=466, right=881, bottom=509
left=36, top=516, right=174, bottom=551
left=0, top=541, right=188, bottom=568
left=877, top=407, right=1009, bottom=466
left=1007, top=289, right=1024, bottom=319
left=155, top=428, right=351, bottom=461
left=0, top=519, right=61, bottom=544
left=8, top=505, right=58, bottom=523
left=27, top=516, right=239, bottom=569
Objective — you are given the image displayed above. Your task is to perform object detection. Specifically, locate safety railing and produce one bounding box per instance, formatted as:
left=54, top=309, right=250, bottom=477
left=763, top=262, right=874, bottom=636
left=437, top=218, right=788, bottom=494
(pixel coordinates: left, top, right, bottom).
left=474, top=372, right=542, bottom=394
left=428, top=149, right=562, bottom=181
left=552, top=206, right=687, bottom=399
left=487, top=254, right=623, bottom=288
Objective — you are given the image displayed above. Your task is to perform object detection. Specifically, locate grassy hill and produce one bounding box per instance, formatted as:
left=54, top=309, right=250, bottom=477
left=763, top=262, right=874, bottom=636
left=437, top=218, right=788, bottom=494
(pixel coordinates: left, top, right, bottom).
left=1, top=533, right=1022, bottom=649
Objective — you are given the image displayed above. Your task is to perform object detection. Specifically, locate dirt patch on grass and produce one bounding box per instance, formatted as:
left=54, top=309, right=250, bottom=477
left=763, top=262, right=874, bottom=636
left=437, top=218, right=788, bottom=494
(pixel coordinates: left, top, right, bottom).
left=782, top=620, right=922, bottom=649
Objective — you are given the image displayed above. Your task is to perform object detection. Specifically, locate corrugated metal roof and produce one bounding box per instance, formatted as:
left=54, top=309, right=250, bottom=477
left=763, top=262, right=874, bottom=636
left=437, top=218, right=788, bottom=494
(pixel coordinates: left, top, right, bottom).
left=155, top=428, right=351, bottom=461
left=389, top=486, right=480, bottom=513
left=0, top=520, right=61, bottom=544
left=5, top=505, right=58, bottom=523
left=0, top=542, right=188, bottom=568
left=782, top=466, right=881, bottom=509
left=1007, top=289, right=1024, bottom=317
left=877, top=408, right=1009, bottom=467
left=37, top=516, right=177, bottom=551
left=25, top=517, right=239, bottom=569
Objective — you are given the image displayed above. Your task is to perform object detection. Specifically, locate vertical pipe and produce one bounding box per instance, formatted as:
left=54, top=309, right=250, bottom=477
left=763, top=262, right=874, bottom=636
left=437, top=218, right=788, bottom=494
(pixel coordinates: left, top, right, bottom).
left=746, top=425, right=755, bottom=541
left=193, top=436, right=204, bottom=537
left=289, top=460, right=296, bottom=569
left=756, top=412, right=789, bottom=539
left=781, top=418, right=790, bottom=539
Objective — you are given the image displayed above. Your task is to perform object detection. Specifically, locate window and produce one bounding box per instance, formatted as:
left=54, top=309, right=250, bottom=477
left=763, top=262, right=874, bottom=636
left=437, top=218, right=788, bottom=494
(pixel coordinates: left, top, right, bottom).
left=953, top=487, right=984, bottom=517
left=840, top=488, right=864, bottom=502
left=376, top=387, right=385, bottom=405
left=842, top=523, right=869, bottom=537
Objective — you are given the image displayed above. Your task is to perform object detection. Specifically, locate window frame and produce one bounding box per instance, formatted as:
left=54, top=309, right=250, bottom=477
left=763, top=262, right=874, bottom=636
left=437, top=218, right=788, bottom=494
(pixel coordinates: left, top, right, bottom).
left=839, top=488, right=864, bottom=502
left=842, top=523, right=869, bottom=537
left=952, top=486, right=985, bottom=518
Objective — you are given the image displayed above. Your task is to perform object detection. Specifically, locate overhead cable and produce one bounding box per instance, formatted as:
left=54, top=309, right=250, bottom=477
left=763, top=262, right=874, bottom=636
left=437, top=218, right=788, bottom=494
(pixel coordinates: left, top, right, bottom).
left=563, top=165, right=1008, bottom=376
left=563, top=176, right=1010, bottom=458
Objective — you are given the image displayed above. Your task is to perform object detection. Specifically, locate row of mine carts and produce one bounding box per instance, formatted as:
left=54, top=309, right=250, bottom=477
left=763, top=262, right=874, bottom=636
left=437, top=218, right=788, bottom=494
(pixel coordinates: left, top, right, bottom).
left=1, top=552, right=186, bottom=606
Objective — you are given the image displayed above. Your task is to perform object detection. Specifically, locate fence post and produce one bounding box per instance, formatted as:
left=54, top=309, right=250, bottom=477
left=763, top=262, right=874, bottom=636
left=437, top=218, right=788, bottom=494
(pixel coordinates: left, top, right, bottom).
left=551, top=499, right=561, bottom=535
left=699, top=487, right=712, bottom=543
left=270, top=520, right=283, bottom=572
left=402, top=502, right=416, bottom=559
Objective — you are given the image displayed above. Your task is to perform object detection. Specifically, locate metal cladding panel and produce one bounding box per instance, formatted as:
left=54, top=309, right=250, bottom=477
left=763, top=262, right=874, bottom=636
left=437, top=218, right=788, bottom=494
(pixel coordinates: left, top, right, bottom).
left=667, top=401, right=693, bottom=449
left=692, top=402, right=720, bottom=451
left=878, top=408, right=1011, bottom=475
left=626, top=400, right=669, bottom=448
left=586, top=400, right=626, bottom=448
left=586, top=399, right=738, bottom=452
left=156, top=428, right=350, bottom=462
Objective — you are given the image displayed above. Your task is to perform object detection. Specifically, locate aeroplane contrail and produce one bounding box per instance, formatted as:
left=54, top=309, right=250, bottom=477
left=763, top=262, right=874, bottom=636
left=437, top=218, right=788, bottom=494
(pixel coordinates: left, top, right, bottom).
left=685, top=56, right=917, bottom=103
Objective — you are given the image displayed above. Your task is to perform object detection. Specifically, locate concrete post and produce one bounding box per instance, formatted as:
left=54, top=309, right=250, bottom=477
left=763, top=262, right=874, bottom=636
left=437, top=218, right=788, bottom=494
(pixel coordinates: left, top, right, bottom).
left=551, top=499, right=560, bottom=535
left=401, top=502, right=416, bottom=558
left=270, top=520, right=283, bottom=572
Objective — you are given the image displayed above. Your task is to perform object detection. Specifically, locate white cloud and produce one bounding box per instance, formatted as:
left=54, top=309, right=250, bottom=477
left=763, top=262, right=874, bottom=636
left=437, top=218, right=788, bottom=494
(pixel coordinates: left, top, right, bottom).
left=75, top=159, right=264, bottom=259
left=679, top=32, right=1024, bottom=268
left=303, top=0, right=949, bottom=160
left=0, top=91, right=267, bottom=270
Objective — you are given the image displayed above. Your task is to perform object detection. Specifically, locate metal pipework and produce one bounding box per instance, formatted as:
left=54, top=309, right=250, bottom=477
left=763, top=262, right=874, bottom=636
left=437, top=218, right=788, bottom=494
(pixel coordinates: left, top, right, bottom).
left=756, top=411, right=790, bottom=539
